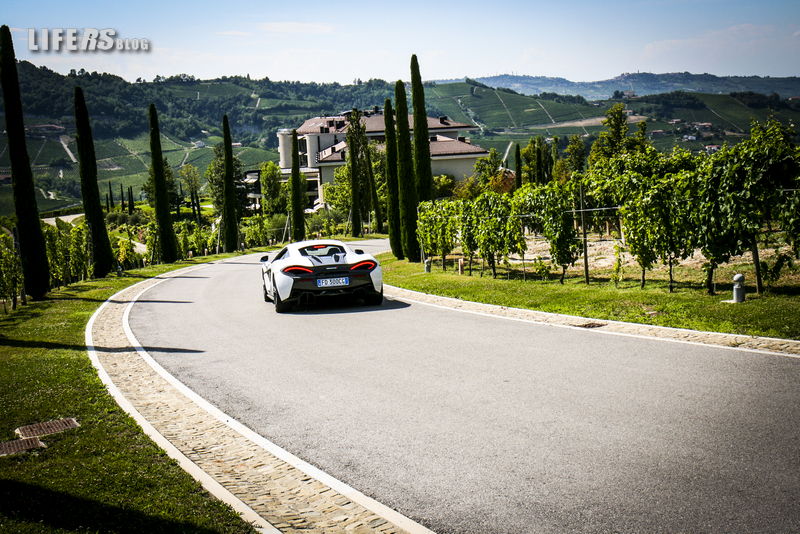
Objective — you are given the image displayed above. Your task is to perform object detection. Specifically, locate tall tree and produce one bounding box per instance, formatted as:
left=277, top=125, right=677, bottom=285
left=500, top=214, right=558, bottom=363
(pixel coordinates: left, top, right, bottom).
left=395, top=80, right=420, bottom=261
left=290, top=130, right=306, bottom=241
left=127, top=186, right=135, bottom=215
left=74, top=86, right=114, bottom=278
left=148, top=104, right=178, bottom=263
left=108, top=181, right=115, bottom=209
left=205, top=144, right=246, bottom=215
left=514, top=144, right=522, bottom=190
left=410, top=54, right=433, bottom=202
left=258, top=161, right=283, bottom=215
left=178, top=164, right=201, bottom=221
left=221, top=115, right=239, bottom=252
left=364, top=145, right=383, bottom=234
left=565, top=134, right=586, bottom=175
left=384, top=99, right=403, bottom=258
left=346, top=109, right=363, bottom=237
left=0, top=25, right=49, bottom=298
left=588, top=103, right=630, bottom=166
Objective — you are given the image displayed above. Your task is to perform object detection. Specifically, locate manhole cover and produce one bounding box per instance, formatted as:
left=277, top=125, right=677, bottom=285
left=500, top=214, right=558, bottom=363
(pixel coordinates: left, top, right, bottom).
left=0, top=437, right=46, bottom=457
left=576, top=322, right=606, bottom=329
left=15, top=418, right=80, bottom=438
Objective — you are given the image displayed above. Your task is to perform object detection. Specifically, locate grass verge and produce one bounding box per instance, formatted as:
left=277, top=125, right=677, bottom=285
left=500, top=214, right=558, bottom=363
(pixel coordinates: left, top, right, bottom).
left=379, top=253, right=800, bottom=340
left=0, top=251, right=272, bottom=534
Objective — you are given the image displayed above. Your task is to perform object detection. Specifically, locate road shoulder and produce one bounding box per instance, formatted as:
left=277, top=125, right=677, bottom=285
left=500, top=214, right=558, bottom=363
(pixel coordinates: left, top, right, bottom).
left=384, top=284, right=800, bottom=357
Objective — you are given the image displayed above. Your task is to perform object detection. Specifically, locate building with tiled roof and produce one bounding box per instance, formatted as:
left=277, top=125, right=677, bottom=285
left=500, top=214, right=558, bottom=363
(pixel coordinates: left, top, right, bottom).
left=277, top=109, right=486, bottom=206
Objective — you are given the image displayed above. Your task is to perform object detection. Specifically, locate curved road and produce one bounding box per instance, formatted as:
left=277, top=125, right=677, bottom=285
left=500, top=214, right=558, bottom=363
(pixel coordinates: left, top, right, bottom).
left=129, top=240, right=800, bottom=533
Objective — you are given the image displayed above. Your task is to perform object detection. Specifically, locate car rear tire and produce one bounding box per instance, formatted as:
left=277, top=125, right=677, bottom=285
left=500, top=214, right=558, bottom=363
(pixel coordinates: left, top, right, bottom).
left=364, top=288, right=383, bottom=306
left=273, top=281, right=292, bottom=313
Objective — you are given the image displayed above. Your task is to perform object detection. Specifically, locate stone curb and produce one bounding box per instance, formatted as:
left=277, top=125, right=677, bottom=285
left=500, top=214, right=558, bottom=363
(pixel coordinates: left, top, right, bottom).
left=87, top=263, right=435, bottom=534
left=383, top=285, right=800, bottom=357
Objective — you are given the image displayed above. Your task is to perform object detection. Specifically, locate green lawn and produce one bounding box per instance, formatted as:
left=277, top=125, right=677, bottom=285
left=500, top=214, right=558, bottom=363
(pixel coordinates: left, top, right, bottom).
left=0, top=256, right=268, bottom=533
left=379, top=253, right=800, bottom=340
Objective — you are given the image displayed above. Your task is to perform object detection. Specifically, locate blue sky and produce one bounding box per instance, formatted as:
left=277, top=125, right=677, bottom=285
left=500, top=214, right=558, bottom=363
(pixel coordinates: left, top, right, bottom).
left=1, top=0, right=798, bottom=83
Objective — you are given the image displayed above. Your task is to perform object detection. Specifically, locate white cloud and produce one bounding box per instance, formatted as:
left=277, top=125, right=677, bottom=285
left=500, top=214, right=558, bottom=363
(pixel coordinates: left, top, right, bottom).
left=257, top=22, right=334, bottom=35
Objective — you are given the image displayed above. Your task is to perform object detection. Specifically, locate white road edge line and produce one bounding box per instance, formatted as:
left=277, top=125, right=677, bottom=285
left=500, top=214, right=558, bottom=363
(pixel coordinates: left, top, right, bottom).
left=86, top=268, right=279, bottom=534
left=121, top=264, right=437, bottom=534
left=384, top=285, right=800, bottom=360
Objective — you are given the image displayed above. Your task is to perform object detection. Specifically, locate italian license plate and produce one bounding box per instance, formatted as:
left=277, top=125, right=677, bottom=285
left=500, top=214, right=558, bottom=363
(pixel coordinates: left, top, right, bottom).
left=317, top=277, right=349, bottom=288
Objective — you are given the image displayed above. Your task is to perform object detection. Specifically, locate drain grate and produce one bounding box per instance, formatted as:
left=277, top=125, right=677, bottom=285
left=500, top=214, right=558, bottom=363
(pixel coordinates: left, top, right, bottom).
left=15, top=418, right=80, bottom=438
left=0, top=437, right=46, bottom=457
left=576, top=321, right=606, bottom=329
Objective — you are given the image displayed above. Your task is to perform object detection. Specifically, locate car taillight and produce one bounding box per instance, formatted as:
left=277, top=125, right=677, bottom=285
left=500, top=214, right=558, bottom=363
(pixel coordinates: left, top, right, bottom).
left=282, top=266, right=313, bottom=274
left=350, top=260, right=376, bottom=271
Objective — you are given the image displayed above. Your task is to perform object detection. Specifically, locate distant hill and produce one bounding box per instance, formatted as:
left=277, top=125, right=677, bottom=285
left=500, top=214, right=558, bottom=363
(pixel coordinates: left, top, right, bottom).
left=435, top=72, right=800, bottom=100
left=2, top=64, right=800, bottom=217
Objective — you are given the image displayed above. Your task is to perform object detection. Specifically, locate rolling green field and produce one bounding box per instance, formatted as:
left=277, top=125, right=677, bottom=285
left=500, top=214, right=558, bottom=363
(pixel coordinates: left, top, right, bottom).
left=0, top=129, right=279, bottom=216
left=427, top=82, right=605, bottom=130
left=164, top=81, right=253, bottom=99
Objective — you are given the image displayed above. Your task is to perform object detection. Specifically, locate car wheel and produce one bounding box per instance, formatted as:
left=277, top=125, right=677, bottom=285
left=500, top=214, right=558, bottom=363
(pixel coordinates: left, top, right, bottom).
left=273, top=280, right=292, bottom=313
left=364, top=288, right=383, bottom=306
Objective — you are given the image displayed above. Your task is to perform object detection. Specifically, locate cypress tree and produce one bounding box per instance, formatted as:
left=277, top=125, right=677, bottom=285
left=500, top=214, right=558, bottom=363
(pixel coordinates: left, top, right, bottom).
left=120, top=183, right=126, bottom=212
left=74, top=86, right=114, bottom=278
left=221, top=115, right=239, bottom=252
left=290, top=130, right=306, bottom=241
left=364, top=146, right=383, bottom=234
left=148, top=104, right=177, bottom=263
left=346, top=109, right=362, bottom=237
left=514, top=143, right=522, bottom=190
left=383, top=99, right=403, bottom=259
left=410, top=54, right=433, bottom=202
left=105, top=193, right=110, bottom=212
left=0, top=25, right=49, bottom=299
left=108, top=181, right=115, bottom=209
left=395, top=80, right=420, bottom=262
left=128, top=186, right=134, bottom=215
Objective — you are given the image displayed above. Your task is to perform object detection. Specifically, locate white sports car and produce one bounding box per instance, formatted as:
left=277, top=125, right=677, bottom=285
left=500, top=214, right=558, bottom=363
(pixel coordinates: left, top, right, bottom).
left=260, top=239, right=383, bottom=312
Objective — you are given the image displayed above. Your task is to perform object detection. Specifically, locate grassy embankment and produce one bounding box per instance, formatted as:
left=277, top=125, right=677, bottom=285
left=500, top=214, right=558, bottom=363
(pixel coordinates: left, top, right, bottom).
left=379, top=252, right=800, bottom=340
left=0, top=251, right=276, bottom=534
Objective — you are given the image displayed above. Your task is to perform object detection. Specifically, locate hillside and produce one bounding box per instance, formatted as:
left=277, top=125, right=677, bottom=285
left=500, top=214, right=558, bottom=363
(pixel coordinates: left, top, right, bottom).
left=437, top=72, right=800, bottom=100
left=2, top=64, right=800, bottom=217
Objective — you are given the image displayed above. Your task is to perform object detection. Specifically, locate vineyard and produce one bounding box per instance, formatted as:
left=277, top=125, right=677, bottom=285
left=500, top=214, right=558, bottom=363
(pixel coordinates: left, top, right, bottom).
left=417, top=118, right=800, bottom=296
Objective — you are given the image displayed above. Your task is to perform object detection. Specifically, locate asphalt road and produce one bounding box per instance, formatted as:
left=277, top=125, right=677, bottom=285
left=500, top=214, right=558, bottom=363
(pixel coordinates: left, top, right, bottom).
left=129, top=240, right=800, bottom=533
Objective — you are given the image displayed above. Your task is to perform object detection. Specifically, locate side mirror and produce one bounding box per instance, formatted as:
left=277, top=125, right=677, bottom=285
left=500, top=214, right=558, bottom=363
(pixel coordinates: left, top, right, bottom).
left=260, top=255, right=271, bottom=262
left=354, top=249, right=364, bottom=254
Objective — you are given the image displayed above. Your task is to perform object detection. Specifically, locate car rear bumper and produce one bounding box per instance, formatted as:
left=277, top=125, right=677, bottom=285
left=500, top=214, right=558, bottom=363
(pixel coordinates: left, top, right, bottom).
left=288, top=272, right=379, bottom=300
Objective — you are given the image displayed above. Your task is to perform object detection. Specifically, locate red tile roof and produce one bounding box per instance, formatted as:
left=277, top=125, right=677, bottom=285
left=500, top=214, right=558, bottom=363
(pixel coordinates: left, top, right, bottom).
left=296, top=114, right=473, bottom=135
left=317, top=135, right=487, bottom=163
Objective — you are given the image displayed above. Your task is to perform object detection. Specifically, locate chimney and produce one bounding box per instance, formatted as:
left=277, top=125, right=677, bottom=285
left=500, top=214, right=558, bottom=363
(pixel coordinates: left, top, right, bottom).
left=429, top=135, right=437, bottom=142
left=457, top=136, right=466, bottom=142
left=438, top=116, right=448, bottom=124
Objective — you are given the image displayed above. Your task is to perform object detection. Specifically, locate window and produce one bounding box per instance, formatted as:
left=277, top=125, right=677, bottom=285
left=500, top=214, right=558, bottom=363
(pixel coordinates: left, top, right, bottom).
left=299, top=244, right=345, bottom=257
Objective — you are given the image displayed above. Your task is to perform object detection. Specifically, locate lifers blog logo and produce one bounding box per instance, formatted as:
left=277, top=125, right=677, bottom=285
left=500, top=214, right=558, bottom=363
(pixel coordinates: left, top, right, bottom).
left=28, top=28, right=150, bottom=52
